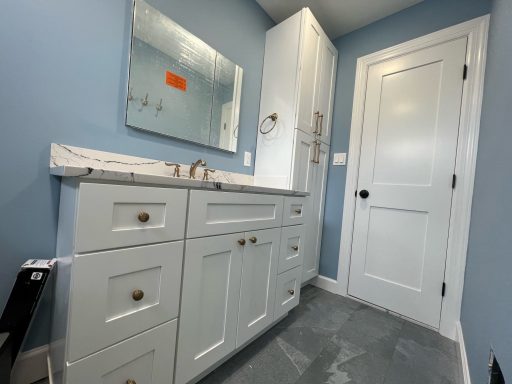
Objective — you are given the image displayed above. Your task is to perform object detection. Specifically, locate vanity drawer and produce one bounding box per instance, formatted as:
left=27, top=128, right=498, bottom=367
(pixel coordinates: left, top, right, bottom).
left=76, top=183, right=187, bottom=253
left=66, top=320, right=177, bottom=384
left=283, top=196, right=306, bottom=226
left=278, top=225, right=305, bottom=273
left=274, top=266, right=302, bottom=319
left=67, top=241, right=183, bottom=362
left=187, top=190, right=283, bottom=238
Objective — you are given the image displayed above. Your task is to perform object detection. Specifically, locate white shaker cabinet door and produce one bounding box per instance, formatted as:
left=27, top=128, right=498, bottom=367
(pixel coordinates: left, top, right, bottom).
left=296, top=11, right=322, bottom=136
left=175, top=233, right=244, bottom=384
left=237, top=228, right=281, bottom=347
left=316, top=37, right=338, bottom=145
left=291, top=129, right=316, bottom=193
left=302, top=141, right=329, bottom=283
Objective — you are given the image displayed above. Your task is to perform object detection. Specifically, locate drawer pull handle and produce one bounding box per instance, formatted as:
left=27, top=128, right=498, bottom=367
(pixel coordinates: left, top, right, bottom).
left=291, top=245, right=299, bottom=251
left=288, top=289, right=295, bottom=296
left=127, top=380, right=137, bottom=384
left=294, top=209, right=302, bottom=214
left=249, top=237, right=257, bottom=244
left=238, top=239, right=246, bottom=246
left=138, top=212, right=150, bottom=223
left=132, top=289, right=144, bottom=301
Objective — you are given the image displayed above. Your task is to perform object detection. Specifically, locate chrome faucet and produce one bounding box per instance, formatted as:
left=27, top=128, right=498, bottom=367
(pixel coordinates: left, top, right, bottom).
left=189, top=159, right=206, bottom=179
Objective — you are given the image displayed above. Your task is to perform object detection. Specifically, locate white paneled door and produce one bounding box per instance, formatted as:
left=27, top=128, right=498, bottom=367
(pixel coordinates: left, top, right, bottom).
left=348, top=37, right=468, bottom=328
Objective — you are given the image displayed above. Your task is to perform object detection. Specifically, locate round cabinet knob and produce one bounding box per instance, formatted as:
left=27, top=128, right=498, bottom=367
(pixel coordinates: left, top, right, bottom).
left=132, top=289, right=144, bottom=301
left=291, top=245, right=299, bottom=251
left=288, top=289, right=295, bottom=296
left=127, top=380, right=137, bottom=384
left=238, top=239, right=246, bottom=246
left=138, top=212, right=150, bottom=223
left=294, top=209, right=302, bottom=214
left=359, top=190, right=370, bottom=199
left=249, top=237, right=257, bottom=244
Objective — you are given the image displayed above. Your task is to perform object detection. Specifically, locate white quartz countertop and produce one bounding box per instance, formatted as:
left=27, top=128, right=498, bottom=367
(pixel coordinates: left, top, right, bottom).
left=49, top=144, right=308, bottom=196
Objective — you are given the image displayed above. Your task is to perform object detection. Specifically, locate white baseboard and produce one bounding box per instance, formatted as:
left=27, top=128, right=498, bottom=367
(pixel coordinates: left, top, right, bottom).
left=455, top=321, right=471, bottom=384
left=11, top=344, right=49, bottom=384
left=311, top=275, right=342, bottom=295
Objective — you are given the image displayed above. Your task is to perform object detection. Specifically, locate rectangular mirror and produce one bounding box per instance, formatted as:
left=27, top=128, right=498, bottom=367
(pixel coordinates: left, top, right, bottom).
left=126, top=0, right=242, bottom=152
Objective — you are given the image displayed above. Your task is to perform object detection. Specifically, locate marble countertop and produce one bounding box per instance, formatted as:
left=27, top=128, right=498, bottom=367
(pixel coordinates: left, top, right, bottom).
left=49, top=144, right=308, bottom=196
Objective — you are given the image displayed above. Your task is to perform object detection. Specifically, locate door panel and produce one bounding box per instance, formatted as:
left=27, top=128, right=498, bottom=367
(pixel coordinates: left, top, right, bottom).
left=237, top=228, right=280, bottom=347
left=349, top=37, right=468, bottom=328
left=316, top=38, right=338, bottom=145
left=296, top=13, right=322, bottom=136
left=175, top=234, right=243, bottom=384
left=291, top=129, right=315, bottom=193
left=302, top=141, right=329, bottom=282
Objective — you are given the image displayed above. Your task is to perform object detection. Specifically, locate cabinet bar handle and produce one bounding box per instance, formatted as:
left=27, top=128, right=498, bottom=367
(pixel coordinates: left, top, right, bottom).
left=132, top=289, right=144, bottom=301
left=138, top=212, right=150, bottom=223
left=291, top=245, right=299, bottom=251
left=238, top=239, right=246, bottom=246
left=311, top=140, right=318, bottom=163
left=288, top=289, right=295, bottom=296
left=249, top=237, right=257, bottom=244
left=313, top=111, right=320, bottom=134
left=318, top=114, right=324, bottom=136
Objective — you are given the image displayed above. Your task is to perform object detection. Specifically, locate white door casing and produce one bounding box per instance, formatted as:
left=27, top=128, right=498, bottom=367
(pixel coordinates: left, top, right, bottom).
left=337, top=16, right=489, bottom=338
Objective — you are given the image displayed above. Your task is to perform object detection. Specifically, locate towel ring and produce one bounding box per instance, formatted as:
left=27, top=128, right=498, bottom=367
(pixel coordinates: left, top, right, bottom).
left=259, top=113, right=278, bottom=134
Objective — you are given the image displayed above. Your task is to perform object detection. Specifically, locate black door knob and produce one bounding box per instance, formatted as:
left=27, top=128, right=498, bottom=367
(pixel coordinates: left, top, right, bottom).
left=359, top=190, right=370, bottom=199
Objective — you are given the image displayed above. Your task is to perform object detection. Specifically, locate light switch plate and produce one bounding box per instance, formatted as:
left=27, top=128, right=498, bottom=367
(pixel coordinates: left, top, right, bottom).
left=333, top=153, right=346, bottom=166
left=244, top=151, right=252, bottom=167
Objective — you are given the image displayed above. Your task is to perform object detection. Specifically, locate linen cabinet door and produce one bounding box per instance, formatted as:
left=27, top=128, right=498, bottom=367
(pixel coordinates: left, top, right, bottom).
left=175, top=234, right=244, bottom=384
left=316, top=36, right=338, bottom=145
left=302, top=141, right=329, bottom=282
left=296, top=11, right=322, bottom=136
left=291, top=129, right=315, bottom=193
left=237, top=228, right=280, bottom=347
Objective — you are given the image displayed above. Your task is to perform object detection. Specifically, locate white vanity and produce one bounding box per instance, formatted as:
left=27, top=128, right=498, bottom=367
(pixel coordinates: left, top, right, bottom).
left=48, top=145, right=307, bottom=384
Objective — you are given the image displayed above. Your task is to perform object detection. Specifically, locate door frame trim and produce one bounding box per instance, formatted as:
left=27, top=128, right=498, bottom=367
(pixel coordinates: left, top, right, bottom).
left=336, top=15, right=490, bottom=339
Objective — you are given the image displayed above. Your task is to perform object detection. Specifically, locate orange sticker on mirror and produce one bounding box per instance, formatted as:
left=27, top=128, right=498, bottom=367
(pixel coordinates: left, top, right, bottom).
left=166, top=71, right=187, bottom=91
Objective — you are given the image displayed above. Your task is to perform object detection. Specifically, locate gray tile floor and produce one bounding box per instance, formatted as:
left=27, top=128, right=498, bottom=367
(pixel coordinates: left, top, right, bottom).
left=33, top=286, right=462, bottom=384
left=198, top=285, right=463, bottom=384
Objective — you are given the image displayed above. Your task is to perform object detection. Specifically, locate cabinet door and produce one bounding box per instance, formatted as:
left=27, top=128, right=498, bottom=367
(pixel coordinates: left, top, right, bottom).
left=316, top=37, right=338, bottom=145
left=175, top=234, right=244, bottom=384
left=291, top=129, right=315, bottom=192
left=302, top=142, right=330, bottom=282
left=278, top=225, right=305, bottom=274
left=237, top=228, right=281, bottom=347
left=296, top=11, right=322, bottom=136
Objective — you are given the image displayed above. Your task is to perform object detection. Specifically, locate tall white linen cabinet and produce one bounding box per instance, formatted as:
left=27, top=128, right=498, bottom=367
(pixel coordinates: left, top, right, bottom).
left=254, top=8, right=338, bottom=282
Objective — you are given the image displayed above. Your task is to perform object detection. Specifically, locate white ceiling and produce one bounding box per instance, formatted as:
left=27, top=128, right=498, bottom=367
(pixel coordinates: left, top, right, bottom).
left=255, top=0, right=424, bottom=39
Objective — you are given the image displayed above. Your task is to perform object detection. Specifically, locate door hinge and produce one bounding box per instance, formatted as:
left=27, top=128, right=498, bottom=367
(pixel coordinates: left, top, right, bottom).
left=463, top=64, right=468, bottom=80
left=452, top=174, right=457, bottom=189
left=442, top=282, right=446, bottom=297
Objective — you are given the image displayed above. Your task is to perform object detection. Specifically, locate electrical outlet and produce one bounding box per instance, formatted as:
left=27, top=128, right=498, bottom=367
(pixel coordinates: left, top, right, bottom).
left=244, top=151, right=252, bottom=167
left=333, top=153, right=346, bottom=166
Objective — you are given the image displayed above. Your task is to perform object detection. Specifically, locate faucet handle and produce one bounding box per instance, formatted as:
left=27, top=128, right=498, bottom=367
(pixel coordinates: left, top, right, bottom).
left=203, top=168, right=216, bottom=181
left=165, top=162, right=181, bottom=177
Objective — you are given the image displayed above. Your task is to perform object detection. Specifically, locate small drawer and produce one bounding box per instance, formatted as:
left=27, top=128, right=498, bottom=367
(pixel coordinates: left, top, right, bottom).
left=187, top=190, right=283, bottom=238
left=278, top=225, right=305, bottom=273
left=76, top=183, right=187, bottom=253
left=274, top=266, right=302, bottom=319
left=66, top=320, right=177, bottom=383
left=67, top=242, right=183, bottom=362
left=283, top=197, right=306, bottom=226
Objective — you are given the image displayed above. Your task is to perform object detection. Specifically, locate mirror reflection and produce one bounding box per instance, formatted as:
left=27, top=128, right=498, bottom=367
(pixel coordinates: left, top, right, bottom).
left=126, top=0, right=242, bottom=152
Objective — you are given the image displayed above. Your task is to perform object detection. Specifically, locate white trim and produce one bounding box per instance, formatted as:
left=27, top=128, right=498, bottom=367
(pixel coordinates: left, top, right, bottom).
left=311, top=275, right=341, bottom=295
left=336, top=15, right=490, bottom=340
left=456, top=321, right=472, bottom=384
left=11, top=344, right=49, bottom=384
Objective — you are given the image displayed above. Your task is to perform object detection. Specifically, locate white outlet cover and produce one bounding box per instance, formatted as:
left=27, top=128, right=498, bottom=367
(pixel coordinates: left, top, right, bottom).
left=333, top=153, right=347, bottom=166
left=244, top=151, right=252, bottom=167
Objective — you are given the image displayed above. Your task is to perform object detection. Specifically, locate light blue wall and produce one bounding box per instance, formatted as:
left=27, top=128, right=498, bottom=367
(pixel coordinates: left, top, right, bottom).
left=0, top=0, right=273, bottom=349
left=461, top=0, right=512, bottom=381
left=319, top=0, right=492, bottom=279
